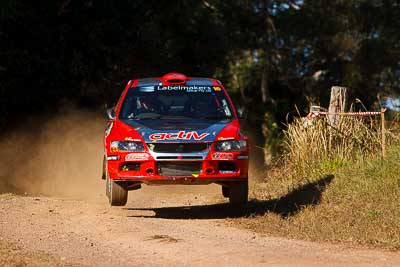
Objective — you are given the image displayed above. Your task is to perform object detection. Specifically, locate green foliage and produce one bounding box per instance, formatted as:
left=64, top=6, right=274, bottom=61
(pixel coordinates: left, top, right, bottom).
left=318, top=158, right=347, bottom=173
left=1, top=0, right=399, bottom=127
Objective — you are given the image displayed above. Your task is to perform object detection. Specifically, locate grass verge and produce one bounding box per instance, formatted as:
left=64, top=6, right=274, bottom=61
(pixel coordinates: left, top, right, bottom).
left=233, top=116, right=400, bottom=249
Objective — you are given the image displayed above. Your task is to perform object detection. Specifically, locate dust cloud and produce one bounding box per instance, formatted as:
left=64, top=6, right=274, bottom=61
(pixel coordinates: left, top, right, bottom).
left=0, top=108, right=105, bottom=198
left=0, top=108, right=262, bottom=198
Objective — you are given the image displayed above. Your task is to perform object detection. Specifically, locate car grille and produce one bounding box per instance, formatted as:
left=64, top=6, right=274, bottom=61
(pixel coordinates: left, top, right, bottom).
left=147, top=143, right=210, bottom=153
left=156, top=156, right=203, bottom=160
left=157, top=162, right=202, bottom=176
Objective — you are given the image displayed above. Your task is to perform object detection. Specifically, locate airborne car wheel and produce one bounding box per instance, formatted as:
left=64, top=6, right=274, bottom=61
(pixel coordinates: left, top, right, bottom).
left=222, top=185, right=230, bottom=198
left=106, top=172, right=128, bottom=206
left=228, top=181, right=248, bottom=205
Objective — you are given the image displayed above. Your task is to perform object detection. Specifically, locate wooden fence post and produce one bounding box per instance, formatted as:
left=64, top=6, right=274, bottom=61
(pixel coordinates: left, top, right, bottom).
left=381, top=108, right=386, bottom=157
left=328, top=86, right=348, bottom=126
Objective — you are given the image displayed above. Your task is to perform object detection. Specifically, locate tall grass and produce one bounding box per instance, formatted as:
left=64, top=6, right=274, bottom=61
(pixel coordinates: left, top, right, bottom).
left=284, top=115, right=388, bottom=178
left=233, top=113, right=400, bottom=249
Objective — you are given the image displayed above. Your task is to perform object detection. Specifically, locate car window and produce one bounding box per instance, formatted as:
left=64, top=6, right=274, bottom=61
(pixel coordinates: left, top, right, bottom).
left=119, top=85, right=234, bottom=120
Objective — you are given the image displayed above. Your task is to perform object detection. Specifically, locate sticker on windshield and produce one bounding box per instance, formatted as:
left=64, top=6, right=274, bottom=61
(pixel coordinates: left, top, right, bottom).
left=156, top=85, right=212, bottom=93
left=138, top=86, right=155, bottom=92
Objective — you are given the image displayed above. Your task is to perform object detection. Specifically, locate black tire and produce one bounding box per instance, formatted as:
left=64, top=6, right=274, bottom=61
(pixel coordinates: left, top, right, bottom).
left=222, top=185, right=230, bottom=198
left=101, top=157, right=106, bottom=180
left=105, top=165, right=110, bottom=198
left=106, top=171, right=128, bottom=206
left=229, top=181, right=248, bottom=205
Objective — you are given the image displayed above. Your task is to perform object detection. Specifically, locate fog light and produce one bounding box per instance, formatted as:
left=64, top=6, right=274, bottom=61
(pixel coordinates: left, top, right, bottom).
left=205, top=168, right=214, bottom=174
left=120, top=163, right=140, bottom=171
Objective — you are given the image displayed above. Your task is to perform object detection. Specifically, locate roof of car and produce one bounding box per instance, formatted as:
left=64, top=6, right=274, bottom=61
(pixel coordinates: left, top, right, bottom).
left=131, top=73, right=221, bottom=88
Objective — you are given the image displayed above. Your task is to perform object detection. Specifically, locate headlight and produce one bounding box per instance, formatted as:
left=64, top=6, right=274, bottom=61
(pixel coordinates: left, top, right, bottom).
left=214, top=140, right=247, bottom=152
left=110, top=141, right=145, bottom=152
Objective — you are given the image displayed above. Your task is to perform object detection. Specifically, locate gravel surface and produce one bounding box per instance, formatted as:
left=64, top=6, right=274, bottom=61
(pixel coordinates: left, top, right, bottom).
left=1, top=185, right=400, bottom=266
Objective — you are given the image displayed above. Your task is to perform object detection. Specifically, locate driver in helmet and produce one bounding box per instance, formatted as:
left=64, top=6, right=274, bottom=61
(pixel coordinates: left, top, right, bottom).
left=137, top=96, right=165, bottom=114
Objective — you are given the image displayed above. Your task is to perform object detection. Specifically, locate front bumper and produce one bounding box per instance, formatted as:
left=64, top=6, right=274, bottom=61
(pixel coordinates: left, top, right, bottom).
left=106, top=152, right=249, bottom=185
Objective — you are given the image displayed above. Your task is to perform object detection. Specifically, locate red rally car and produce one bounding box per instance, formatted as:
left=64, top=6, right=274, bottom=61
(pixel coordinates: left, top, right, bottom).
left=103, top=73, right=249, bottom=206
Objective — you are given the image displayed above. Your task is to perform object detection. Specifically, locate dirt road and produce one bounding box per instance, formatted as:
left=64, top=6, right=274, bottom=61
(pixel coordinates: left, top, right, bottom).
left=1, top=184, right=400, bottom=267
left=0, top=112, right=399, bottom=266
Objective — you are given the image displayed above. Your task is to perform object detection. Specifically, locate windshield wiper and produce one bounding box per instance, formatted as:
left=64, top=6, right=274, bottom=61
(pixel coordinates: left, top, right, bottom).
left=126, top=113, right=162, bottom=120
left=126, top=114, right=191, bottom=120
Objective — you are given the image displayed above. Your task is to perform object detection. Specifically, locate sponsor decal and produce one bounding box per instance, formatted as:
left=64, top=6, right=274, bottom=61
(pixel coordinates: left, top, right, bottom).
left=125, top=153, right=149, bottom=161
left=156, top=85, right=212, bottom=93
left=149, top=131, right=210, bottom=141
left=213, top=86, right=222, bottom=91
left=220, top=170, right=235, bottom=174
left=212, top=152, right=234, bottom=160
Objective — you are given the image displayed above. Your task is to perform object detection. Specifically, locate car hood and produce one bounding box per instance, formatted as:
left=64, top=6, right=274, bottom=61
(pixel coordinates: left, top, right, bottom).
left=119, top=119, right=236, bottom=143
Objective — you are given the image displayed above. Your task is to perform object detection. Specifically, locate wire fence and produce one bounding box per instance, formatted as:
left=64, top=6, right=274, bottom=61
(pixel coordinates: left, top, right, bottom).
left=306, top=108, right=389, bottom=157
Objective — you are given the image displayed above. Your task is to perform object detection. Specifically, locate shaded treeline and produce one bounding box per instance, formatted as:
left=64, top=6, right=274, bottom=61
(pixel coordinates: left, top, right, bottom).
left=1, top=1, right=399, bottom=132
left=0, top=1, right=233, bottom=117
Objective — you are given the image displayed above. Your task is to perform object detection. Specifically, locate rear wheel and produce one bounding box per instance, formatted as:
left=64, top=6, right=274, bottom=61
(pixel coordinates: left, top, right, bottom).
left=228, top=181, right=248, bottom=205
left=106, top=171, right=128, bottom=206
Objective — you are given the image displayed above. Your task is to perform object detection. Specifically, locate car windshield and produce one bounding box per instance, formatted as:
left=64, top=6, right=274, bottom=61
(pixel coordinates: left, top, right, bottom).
left=119, top=85, right=234, bottom=120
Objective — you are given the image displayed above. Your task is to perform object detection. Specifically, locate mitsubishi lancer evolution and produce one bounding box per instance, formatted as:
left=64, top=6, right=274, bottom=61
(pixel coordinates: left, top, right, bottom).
left=103, top=73, right=249, bottom=206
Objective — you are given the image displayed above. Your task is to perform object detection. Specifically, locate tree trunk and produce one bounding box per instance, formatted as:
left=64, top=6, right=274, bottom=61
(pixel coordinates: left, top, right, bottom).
left=260, top=65, right=269, bottom=104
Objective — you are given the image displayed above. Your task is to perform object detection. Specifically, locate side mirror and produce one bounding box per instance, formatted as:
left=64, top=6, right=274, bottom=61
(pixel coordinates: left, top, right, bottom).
left=236, top=107, right=247, bottom=120
left=106, top=108, right=116, bottom=120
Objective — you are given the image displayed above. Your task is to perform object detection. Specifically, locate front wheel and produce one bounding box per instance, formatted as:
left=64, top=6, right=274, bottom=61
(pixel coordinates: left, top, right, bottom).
left=106, top=173, right=128, bottom=206
left=228, top=181, right=248, bottom=205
